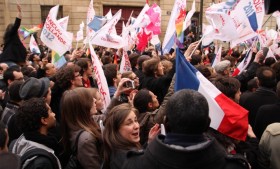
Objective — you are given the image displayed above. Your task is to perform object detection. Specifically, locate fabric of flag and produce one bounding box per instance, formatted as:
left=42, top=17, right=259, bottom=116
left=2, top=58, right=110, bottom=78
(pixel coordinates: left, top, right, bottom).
left=272, top=11, right=280, bottom=30
left=211, top=45, right=222, bottom=68
left=175, top=48, right=248, bottom=141
left=183, top=0, right=196, bottom=31
left=145, top=3, right=161, bottom=35
left=136, top=29, right=152, bottom=52
left=88, top=16, right=107, bottom=32
left=18, top=27, right=30, bottom=39
left=175, top=8, right=186, bottom=43
left=162, top=0, right=186, bottom=54
left=57, top=16, right=69, bottom=31
left=86, top=0, right=95, bottom=37
left=133, top=3, right=149, bottom=29
left=40, top=5, right=72, bottom=56
left=119, top=50, right=132, bottom=74
left=232, top=49, right=253, bottom=77
left=29, top=35, right=41, bottom=54
left=28, top=23, right=43, bottom=33
left=51, top=50, right=66, bottom=68
left=89, top=44, right=111, bottom=111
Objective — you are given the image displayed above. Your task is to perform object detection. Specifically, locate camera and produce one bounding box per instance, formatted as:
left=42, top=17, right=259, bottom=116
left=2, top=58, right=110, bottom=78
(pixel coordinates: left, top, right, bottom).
left=123, top=80, right=135, bottom=89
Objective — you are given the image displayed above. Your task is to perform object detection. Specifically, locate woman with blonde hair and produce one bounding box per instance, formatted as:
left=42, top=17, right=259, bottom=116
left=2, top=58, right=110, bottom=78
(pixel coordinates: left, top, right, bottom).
left=61, top=87, right=103, bottom=169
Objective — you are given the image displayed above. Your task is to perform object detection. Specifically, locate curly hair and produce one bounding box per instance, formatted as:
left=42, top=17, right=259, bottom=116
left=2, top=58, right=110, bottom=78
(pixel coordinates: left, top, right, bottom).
left=16, top=98, right=48, bottom=133
left=55, top=65, right=81, bottom=89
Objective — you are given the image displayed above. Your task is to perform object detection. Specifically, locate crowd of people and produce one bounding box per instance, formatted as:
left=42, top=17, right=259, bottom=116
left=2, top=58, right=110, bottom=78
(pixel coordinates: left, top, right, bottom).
left=1, top=3, right=280, bottom=169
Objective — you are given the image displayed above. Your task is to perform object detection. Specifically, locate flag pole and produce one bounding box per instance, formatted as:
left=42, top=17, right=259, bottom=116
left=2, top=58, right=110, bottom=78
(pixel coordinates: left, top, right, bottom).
left=189, top=35, right=204, bottom=57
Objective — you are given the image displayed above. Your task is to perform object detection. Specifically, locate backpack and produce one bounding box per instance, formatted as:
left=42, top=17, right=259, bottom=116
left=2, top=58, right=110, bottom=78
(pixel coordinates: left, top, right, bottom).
left=20, top=148, right=59, bottom=169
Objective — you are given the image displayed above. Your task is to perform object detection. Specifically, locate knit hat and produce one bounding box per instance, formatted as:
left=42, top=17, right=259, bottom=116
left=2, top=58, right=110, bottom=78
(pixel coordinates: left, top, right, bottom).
left=20, top=77, right=50, bottom=100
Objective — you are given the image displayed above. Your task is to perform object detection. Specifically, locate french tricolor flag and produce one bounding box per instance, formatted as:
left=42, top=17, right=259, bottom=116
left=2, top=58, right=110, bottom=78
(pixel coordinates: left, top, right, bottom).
left=232, top=49, right=253, bottom=77
left=175, top=49, right=248, bottom=141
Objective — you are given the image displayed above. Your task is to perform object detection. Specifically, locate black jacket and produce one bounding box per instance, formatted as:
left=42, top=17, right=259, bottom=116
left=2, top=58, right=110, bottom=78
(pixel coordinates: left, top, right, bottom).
left=0, top=18, right=27, bottom=63
left=123, top=134, right=249, bottom=169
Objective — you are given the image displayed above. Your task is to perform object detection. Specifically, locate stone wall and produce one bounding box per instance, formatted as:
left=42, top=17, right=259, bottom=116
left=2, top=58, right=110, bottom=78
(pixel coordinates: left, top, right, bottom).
left=0, top=0, right=277, bottom=47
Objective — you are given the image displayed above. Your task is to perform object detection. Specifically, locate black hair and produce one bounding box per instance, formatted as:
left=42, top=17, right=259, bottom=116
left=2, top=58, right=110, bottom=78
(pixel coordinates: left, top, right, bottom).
left=165, top=89, right=210, bottom=134
left=0, top=122, right=7, bottom=150
left=8, top=80, right=24, bottom=102
left=133, top=89, right=152, bottom=114
left=256, top=66, right=276, bottom=88
left=16, top=98, right=49, bottom=132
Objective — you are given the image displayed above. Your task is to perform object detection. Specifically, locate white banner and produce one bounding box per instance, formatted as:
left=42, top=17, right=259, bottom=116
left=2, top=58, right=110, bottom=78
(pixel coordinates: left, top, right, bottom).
left=89, top=44, right=111, bottom=111
left=119, top=50, right=132, bottom=74
left=30, top=34, right=41, bottom=54
left=40, top=5, right=72, bottom=56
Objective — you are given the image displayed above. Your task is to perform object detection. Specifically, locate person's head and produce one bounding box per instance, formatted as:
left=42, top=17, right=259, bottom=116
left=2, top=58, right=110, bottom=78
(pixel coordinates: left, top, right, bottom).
left=8, top=80, right=24, bottom=103
left=137, top=55, right=150, bottom=70
left=55, top=65, right=82, bottom=90
left=197, top=65, right=213, bottom=79
left=212, top=77, right=241, bottom=103
left=28, top=53, right=40, bottom=63
left=133, top=89, right=159, bottom=114
left=214, top=60, right=231, bottom=77
left=45, top=63, right=56, bottom=77
left=264, top=57, right=276, bottom=67
left=121, top=71, right=139, bottom=89
left=271, top=61, right=280, bottom=82
left=89, top=88, right=104, bottom=112
left=224, top=55, right=237, bottom=67
left=190, top=54, right=202, bottom=66
left=19, top=77, right=51, bottom=104
left=16, top=98, right=56, bottom=134
left=75, top=58, right=93, bottom=77
left=161, top=60, right=173, bottom=75
left=104, top=103, right=140, bottom=157
left=3, top=66, right=23, bottom=86
left=61, top=88, right=100, bottom=149
left=165, top=89, right=210, bottom=135
left=0, top=122, right=8, bottom=152
left=256, top=66, right=276, bottom=89
left=247, top=77, right=258, bottom=92
left=129, top=53, right=141, bottom=69
left=143, top=58, right=164, bottom=77
left=0, top=63, right=8, bottom=73
left=101, top=52, right=113, bottom=65
left=103, top=63, right=120, bottom=87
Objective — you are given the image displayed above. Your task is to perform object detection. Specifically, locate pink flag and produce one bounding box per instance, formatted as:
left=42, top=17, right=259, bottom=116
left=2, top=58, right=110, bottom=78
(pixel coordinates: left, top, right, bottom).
left=145, top=3, right=161, bottom=35
left=89, top=44, right=111, bottom=111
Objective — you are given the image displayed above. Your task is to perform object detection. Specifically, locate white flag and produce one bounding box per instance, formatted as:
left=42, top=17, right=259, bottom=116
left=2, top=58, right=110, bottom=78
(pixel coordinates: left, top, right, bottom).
left=89, top=44, right=111, bottom=111
left=29, top=35, right=41, bottom=54
left=212, top=45, right=222, bottom=68
left=119, top=50, right=132, bottom=74
left=183, top=0, right=196, bottom=31
left=57, top=16, right=69, bottom=31
left=89, top=10, right=124, bottom=49
left=76, top=21, right=84, bottom=42
left=40, top=5, right=72, bottom=56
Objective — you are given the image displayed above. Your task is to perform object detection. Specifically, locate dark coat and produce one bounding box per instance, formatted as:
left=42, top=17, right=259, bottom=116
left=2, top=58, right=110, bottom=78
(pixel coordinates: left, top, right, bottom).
left=123, top=135, right=249, bottom=169
left=0, top=18, right=27, bottom=63
left=254, top=102, right=280, bottom=138
left=239, top=87, right=278, bottom=127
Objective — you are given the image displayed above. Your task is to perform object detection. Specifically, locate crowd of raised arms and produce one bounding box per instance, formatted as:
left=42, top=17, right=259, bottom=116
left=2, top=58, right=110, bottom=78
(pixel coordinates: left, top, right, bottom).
left=1, top=2, right=280, bottom=169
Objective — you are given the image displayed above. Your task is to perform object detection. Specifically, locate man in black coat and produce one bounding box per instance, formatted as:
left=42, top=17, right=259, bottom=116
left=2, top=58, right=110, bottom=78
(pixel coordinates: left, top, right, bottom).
left=240, top=66, right=278, bottom=127
left=123, top=89, right=249, bottom=169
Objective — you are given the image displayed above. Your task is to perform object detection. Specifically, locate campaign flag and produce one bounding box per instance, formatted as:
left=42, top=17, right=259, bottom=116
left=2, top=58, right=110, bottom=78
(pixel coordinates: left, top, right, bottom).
left=162, top=0, right=186, bottom=54
left=136, top=29, right=152, bottom=52
left=232, top=49, right=253, bottom=77
left=211, top=45, right=222, bottom=67
left=86, top=0, right=95, bottom=37
left=89, top=10, right=124, bottom=49
left=88, top=16, right=108, bottom=32
left=40, top=5, right=72, bottom=56
left=29, top=35, right=41, bottom=54
left=145, top=3, right=161, bottom=35
left=175, top=48, right=248, bottom=141
left=76, top=22, right=84, bottom=42
left=105, top=9, right=113, bottom=20
left=133, top=3, right=150, bottom=29
left=183, top=0, right=196, bottom=31
left=89, top=44, right=111, bottom=111
left=51, top=50, right=67, bottom=68
left=119, top=50, right=132, bottom=74
left=57, top=16, right=69, bottom=31
left=272, top=11, right=280, bottom=30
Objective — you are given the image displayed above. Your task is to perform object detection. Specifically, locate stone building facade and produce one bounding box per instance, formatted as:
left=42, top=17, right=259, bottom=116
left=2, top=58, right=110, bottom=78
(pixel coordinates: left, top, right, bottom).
left=0, top=0, right=277, bottom=47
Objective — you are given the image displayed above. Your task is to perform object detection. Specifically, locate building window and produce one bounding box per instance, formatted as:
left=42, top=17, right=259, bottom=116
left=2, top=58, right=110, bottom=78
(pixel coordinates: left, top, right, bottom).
left=41, top=5, right=63, bottom=23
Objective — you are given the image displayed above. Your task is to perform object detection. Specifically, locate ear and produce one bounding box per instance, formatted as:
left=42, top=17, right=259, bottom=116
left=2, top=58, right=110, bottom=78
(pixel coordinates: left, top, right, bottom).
left=148, top=102, right=153, bottom=109
left=41, top=117, right=48, bottom=126
left=7, top=79, right=12, bottom=85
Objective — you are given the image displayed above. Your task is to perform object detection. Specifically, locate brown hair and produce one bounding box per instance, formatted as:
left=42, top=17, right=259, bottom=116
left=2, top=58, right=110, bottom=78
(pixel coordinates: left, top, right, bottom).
left=142, top=58, right=161, bottom=77
left=61, top=87, right=101, bottom=151
left=103, top=103, right=140, bottom=168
